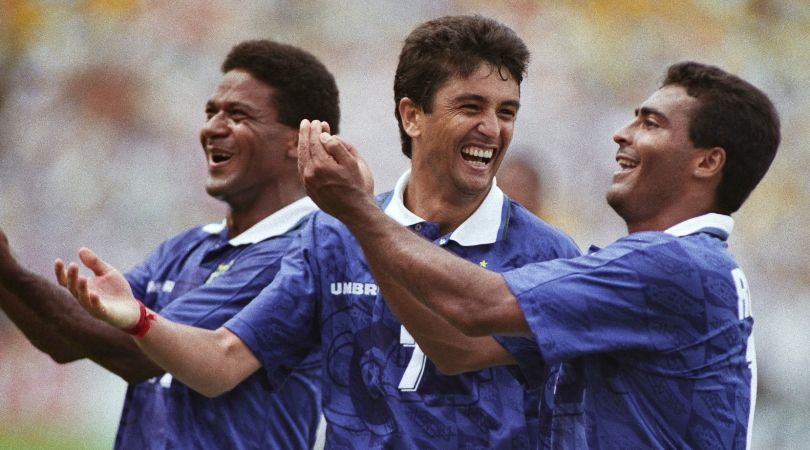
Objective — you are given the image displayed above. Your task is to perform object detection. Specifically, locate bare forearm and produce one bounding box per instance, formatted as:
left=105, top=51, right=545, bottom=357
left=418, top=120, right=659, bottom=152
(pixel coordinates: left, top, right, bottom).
left=0, top=283, right=80, bottom=362
left=134, top=317, right=261, bottom=397
left=372, top=272, right=515, bottom=374
left=342, top=207, right=529, bottom=336
left=0, top=264, right=162, bottom=382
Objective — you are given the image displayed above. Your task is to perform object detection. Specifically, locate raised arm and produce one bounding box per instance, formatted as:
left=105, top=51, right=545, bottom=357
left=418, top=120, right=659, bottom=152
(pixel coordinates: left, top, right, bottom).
left=298, top=120, right=530, bottom=339
left=56, top=247, right=261, bottom=397
left=0, top=228, right=161, bottom=382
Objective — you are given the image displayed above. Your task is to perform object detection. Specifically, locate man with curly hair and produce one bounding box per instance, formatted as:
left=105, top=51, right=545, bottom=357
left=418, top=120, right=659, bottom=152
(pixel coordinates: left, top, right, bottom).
left=0, top=39, right=339, bottom=449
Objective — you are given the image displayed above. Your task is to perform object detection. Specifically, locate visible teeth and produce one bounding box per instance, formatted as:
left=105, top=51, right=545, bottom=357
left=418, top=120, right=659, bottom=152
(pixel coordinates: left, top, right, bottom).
left=211, top=153, right=232, bottom=163
left=461, top=146, right=493, bottom=160
left=616, top=157, right=637, bottom=169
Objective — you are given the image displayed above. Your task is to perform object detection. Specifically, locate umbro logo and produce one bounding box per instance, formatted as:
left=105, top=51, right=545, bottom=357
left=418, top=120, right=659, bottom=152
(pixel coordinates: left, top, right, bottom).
left=146, top=280, right=175, bottom=294
left=330, top=281, right=379, bottom=296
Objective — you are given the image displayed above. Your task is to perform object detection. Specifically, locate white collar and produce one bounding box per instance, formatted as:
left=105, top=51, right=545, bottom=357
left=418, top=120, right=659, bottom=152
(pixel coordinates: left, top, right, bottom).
left=664, top=213, right=734, bottom=238
left=382, top=169, right=506, bottom=246
left=201, top=196, right=318, bottom=245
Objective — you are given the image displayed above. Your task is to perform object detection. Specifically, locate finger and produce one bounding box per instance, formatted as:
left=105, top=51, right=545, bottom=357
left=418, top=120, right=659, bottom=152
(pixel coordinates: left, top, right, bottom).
left=330, top=135, right=354, bottom=152
left=309, top=120, right=331, bottom=164
left=298, top=119, right=312, bottom=173
left=324, top=135, right=374, bottom=195
left=76, top=277, right=100, bottom=316
left=319, top=133, right=353, bottom=166
left=77, top=276, right=90, bottom=306
left=54, top=259, right=68, bottom=287
left=66, top=262, right=81, bottom=298
left=85, top=290, right=104, bottom=318
left=321, top=121, right=330, bottom=134
left=75, top=276, right=100, bottom=317
left=78, top=247, right=112, bottom=277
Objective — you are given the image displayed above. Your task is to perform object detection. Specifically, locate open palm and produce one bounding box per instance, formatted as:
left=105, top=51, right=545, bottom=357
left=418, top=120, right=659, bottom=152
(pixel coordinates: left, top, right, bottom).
left=55, top=247, right=141, bottom=330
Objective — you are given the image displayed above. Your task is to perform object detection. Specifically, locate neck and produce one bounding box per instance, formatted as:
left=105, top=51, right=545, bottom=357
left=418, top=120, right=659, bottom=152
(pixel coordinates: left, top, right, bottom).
left=224, top=182, right=306, bottom=239
left=624, top=205, right=718, bottom=234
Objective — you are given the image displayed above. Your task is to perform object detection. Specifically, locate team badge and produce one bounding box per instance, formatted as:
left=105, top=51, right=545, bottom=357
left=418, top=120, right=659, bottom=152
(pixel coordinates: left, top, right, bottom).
left=206, top=259, right=235, bottom=284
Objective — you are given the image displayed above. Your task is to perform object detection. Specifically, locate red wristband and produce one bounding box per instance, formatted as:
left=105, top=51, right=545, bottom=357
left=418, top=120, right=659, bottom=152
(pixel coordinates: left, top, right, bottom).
left=126, top=300, right=156, bottom=338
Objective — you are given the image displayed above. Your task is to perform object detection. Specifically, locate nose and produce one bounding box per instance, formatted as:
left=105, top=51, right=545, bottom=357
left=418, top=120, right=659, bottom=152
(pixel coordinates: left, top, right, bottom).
left=201, top=111, right=229, bottom=140
left=477, top=110, right=500, bottom=138
left=612, top=121, right=632, bottom=146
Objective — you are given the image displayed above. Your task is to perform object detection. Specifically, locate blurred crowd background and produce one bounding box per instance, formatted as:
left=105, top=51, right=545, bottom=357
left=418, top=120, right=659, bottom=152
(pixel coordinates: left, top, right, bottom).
left=1, top=1, right=807, bottom=448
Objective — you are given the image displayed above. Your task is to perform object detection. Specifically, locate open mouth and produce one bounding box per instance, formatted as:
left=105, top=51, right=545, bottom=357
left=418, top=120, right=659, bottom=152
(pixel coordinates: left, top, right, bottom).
left=616, top=155, right=638, bottom=171
left=209, top=151, right=233, bottom=164
left=461, top=146, right=494, bottom=168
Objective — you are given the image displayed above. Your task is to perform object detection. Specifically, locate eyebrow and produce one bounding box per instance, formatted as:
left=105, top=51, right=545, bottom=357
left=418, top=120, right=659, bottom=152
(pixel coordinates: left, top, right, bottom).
left=453, top=94, right=521, bottom=110
left=636, top=106, right=665, bottom=119
left=206, top=99, right=260, bottom=113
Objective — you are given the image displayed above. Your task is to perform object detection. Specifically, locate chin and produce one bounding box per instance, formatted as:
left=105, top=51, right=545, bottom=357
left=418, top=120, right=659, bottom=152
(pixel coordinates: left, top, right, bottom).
left=205, top=183, right=227, bottom=199
left=605, top=190, right=625, bottom=215
left=460, top=173, right=494, bottom=192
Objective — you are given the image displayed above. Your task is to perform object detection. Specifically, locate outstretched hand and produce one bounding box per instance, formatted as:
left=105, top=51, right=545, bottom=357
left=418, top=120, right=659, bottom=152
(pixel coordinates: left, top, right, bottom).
left=55, top=247, right=141, bottom=330
left=298, top=119, right=376, bottom=222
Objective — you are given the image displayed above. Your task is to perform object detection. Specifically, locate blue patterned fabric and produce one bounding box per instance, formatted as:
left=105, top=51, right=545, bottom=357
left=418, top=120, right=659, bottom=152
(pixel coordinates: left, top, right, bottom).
left=226, top=173, right=580, bottom=449
left=117, top=198, right=322, bottom=450
left=501, top=214, right=756, bottom=449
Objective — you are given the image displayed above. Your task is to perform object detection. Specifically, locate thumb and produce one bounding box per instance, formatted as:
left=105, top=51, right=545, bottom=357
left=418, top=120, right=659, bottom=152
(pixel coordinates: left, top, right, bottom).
left=78, top=247, right=113, bottom=277
left=320, top=133, right=354, bottom=166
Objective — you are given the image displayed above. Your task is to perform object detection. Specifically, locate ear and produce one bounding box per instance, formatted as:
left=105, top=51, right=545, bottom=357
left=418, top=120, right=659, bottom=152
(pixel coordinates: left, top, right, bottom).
left=285, top=127, right=299, bottom=159
left=398, top=97, right=423, bottom=139
left=694, top=147, right=725, bottom=179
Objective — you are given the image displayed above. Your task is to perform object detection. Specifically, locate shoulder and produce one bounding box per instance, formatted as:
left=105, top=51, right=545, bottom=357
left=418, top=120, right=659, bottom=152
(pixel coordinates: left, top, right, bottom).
left=303, top=192, right=393, bottom=235
left=295, top=210, right=356, bottom=253
left=503, top=199, right=581, bottom=257
left=148, top=225, right=214, bottom=255
left=607, top=232, right=733, bottom=281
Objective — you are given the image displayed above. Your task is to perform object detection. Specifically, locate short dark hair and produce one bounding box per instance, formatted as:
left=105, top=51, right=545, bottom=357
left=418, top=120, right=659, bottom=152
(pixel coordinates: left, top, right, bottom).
left=394, top=15, right=530, bottom=158
left=663, top=61, right=780, bottom=214
left=222, top=40, right=340, bottom=133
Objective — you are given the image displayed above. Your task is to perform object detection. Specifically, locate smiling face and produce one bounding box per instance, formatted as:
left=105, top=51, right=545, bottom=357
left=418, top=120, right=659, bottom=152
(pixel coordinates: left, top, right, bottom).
left=407, top=63, right=520, bottom=201
left=606, top=84, right=705, bottom=230
left=200, top=70, right=297, bottom=207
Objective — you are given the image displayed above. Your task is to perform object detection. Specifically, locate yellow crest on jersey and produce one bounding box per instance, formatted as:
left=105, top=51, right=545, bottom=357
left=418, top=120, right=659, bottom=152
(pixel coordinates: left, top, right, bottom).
left=206, top=260, right=235, bottom=284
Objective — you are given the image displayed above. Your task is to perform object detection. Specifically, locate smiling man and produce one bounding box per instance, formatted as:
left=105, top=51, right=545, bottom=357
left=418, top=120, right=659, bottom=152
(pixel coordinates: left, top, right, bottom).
left=56, top=15, right=580, bottom=449
left=297, top=61, right=781, bottom=449
left=0, top=40, right=338, bottom=449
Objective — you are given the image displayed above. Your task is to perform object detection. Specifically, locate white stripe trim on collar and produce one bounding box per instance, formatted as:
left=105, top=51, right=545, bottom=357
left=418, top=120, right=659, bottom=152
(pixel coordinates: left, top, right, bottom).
left=382, top=169, right=505, bottom=246
left=201, top=197, right=318, bottom=245
left=664, top=213, right=734, bottom=237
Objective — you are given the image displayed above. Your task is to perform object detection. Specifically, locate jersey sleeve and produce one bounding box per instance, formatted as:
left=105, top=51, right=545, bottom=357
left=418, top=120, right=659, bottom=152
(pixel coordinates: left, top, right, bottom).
left=493, top=335, right=547, bottom=389
left=157, top=240, right=290, bottom=328
left=124, top=237, right=178, bottom=308
left=123, top=228, right=210, bottom=310
left=224, top=217, right=322, bottom=390
left=503, top=240, right=707, bottom=366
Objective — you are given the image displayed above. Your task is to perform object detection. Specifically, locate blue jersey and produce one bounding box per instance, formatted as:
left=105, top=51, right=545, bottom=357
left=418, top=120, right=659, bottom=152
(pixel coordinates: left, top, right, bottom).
left=118, top=197, right=322, bottom=450
left=499, top=213, right=756, bottom=449
left=226, top=170, right=580, bottom=449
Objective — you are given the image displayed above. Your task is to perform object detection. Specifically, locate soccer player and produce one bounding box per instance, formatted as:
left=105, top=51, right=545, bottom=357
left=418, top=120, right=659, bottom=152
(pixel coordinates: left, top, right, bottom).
left=298, top=61, right=781, bottom=448
left=57, top=15, right=580, bottom=448
left=0, top=40, right=339, bottom=449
